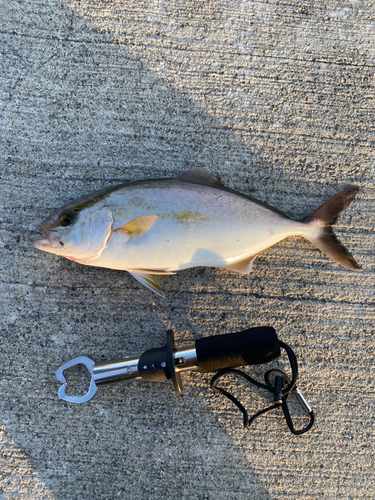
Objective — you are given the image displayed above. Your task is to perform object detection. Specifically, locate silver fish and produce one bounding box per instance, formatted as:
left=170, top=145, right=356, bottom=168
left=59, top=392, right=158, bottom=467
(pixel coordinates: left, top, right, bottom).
left=34, top=169, right=361, bottom=296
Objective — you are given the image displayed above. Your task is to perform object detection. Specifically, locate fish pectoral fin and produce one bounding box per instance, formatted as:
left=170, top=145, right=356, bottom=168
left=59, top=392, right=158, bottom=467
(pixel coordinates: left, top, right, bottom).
left=129, top=270, right=165, bottom=298
left=226, top=254, right=258, bottom=274
left=176, top=168, right=223, bottom=188
left=115, top=215, right=158, bottom=239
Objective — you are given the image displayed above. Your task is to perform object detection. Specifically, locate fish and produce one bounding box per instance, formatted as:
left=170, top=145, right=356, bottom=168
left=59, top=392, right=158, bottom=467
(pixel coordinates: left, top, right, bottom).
left=33, top=168, right=361, bottom=297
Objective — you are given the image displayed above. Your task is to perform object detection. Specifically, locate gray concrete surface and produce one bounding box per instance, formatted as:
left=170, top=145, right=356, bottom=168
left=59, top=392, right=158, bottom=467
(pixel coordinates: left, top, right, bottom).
left=0, top=0, right=374, bottom=498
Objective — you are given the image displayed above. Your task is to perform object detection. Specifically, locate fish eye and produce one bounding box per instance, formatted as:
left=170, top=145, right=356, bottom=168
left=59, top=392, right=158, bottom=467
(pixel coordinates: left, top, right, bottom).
left=59, top=211, right=76, bottom=227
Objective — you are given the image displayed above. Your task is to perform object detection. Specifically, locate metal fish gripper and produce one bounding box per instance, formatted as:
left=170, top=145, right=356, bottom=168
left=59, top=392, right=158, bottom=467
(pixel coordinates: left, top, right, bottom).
left=55, top=327, right=314, bottom=435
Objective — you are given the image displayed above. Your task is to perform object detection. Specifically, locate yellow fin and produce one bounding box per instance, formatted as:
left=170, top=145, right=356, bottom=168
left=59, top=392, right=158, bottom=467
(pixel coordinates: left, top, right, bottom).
left=226, top=255, right=258, bottom=275
left=130, top=268, right=175, bottom=275
left=129, top=270, right=165, bottom=297
left=116, top=215, right=158, bottom=238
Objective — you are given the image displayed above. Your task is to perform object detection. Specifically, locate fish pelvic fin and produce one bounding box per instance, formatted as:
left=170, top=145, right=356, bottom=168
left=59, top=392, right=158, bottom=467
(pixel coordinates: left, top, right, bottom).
left=129, top=270, right=166, bottom=297
left=130, top=268, right=176, bottom=275
left=302, top=187, right=361, bottom=272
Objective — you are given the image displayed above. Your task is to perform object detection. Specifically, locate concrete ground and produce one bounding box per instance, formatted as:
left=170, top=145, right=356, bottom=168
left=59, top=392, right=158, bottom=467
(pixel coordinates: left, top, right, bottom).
left=0, top=0, right=374, bottom=498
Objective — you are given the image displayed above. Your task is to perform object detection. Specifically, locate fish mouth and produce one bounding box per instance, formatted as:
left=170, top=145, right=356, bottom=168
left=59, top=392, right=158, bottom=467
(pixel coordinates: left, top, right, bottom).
left=33, top=229, right=62, bottom=250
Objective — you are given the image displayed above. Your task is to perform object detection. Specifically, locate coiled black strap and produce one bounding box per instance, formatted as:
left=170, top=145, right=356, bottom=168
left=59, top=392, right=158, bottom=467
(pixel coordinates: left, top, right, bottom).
left=210, top=341, right=315, bottom=435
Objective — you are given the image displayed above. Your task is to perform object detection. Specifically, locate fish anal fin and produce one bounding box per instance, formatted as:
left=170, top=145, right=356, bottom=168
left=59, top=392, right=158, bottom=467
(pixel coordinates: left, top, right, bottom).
left=177, top=168, right=223, bottom=188
left=226, top=254, right=258, bottom=275
left=116, top=215, right=158, bottom=238
left=129, top=270, right=165, bottom=297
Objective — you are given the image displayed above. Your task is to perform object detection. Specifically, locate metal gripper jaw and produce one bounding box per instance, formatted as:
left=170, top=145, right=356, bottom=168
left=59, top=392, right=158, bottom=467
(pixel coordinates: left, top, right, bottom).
left=55, top=356, right=98, bottom=404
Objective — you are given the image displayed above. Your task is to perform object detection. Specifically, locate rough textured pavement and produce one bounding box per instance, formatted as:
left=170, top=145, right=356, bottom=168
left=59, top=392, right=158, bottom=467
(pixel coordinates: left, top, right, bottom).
left=0, top=1, right=374, bottom=499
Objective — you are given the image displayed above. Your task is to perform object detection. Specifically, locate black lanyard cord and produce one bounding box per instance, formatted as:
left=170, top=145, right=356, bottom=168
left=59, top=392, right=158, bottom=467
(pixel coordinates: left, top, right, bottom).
left=210, top=341, right=315, bottom=435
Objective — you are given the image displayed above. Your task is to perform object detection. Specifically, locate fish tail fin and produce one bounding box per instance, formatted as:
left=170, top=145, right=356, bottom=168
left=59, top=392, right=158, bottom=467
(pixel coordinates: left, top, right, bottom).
left=302, top=187, right=361, bottom=271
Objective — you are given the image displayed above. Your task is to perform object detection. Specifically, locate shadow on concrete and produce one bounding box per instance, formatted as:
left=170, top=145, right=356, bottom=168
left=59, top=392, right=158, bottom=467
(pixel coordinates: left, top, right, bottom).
left=1, top=0, right=373, bottom=498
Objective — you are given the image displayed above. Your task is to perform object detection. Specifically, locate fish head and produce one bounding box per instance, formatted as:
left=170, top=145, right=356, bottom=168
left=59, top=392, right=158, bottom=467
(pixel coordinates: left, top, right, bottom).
left=33, top=201, right=114, bottom=262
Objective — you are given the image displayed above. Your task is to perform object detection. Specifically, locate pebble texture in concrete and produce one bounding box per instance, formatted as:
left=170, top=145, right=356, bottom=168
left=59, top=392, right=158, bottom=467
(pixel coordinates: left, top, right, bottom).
left=0, top=1, right=374, bottom=499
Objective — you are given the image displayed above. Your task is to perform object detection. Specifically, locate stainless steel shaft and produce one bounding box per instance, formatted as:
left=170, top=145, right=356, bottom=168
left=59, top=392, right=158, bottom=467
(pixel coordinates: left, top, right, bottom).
left=93, top=346, right=198, bottom=387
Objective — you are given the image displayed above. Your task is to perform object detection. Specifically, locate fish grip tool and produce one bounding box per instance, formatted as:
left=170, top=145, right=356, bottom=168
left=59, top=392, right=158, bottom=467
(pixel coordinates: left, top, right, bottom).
left=56, top=326, right=314, bottom=435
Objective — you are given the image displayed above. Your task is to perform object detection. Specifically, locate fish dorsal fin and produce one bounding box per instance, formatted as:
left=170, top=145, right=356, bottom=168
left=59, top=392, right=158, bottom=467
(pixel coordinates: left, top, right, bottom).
left=116, top=215, right=158, bottom=238
left=226, top=254, right=259, bottom=275
left=128, top=270, right=165, bottom=297
left=176, top=168, right=223, bottom=188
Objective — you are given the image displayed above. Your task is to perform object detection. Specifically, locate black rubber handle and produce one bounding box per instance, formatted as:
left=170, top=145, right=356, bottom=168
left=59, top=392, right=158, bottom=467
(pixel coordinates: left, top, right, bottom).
left=195, top=326, right=281, bottom=373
